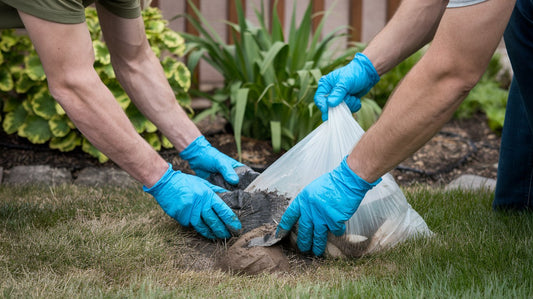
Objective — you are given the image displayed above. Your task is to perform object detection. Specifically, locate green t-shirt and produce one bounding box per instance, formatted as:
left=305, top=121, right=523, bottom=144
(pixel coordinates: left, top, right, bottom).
left=0, top=0, right=141, bottom=29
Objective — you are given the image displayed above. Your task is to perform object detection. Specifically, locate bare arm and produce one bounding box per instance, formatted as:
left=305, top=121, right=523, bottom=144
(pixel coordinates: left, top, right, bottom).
left=349, top=0, right=515, bottom=182
left=17, top=11, right=169, bottom=186
left=96, top=4, right=201, bottom=152
left=363, top=0, right=449, bottom=76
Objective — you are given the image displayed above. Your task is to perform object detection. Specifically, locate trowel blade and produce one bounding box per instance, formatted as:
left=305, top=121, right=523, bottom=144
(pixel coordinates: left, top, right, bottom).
left=247, top=232, right=283, bottom=247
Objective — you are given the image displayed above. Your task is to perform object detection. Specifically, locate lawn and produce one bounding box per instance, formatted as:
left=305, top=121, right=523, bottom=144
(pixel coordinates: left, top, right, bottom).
left=1, top=184, right=532, bottom=298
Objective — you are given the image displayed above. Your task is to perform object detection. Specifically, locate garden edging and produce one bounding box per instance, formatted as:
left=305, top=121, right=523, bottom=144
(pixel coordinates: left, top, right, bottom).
left=0, top=164, right=495, bottom=192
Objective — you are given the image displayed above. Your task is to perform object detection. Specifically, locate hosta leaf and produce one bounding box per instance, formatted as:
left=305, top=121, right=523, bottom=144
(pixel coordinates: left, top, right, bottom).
left=106, top=81, right=130, bottom=110
left=96, top=63, right=115, bottom=79
left=55, top=102, right=66, bottom=115
left=82, top=138, right=109, bottom=163
left=145, top=120, right=157, bottom=133
left=126, top=104, right=148, bottom=133
left=151, top=45, right=161, bottom=57
left=173, top=62, right=191, bottom=91
left=22, top=99, right=33, bottom=113
left=24, top=54, right=46, bottom=81
left=3, top=104, right=27, bottom=134
left=162, top=57, right=179, bottom=78
left=161, top=31, right=185, bottom=54
left=116, top=92, right=131, bottom=110
left=161, top=135, right=173, bottom=148
left=146, top=20, right=166, bottom=33
left=15, top=72, right=36, bottom=93
left=49, top=115, right=71, bottom=137
left=18, top=114, right=52, bottom=144
left=0, top=51, right=3, bottom=65
left=3, top=96, right=22, bottom=113
left=93, top=40, right=110, bottom=64
left=50, top=131, right=81, bottom=152
left=0, top=67, right=14, bottom=91
left=0, top=30, right=17, bottom=51
left=31, top=91, right=57, bottom=119
left=144, top=132, right=161, bottom=151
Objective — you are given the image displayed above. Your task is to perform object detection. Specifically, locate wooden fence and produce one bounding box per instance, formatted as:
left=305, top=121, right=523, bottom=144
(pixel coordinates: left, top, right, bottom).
left=150, top=0, right=402, bottom=89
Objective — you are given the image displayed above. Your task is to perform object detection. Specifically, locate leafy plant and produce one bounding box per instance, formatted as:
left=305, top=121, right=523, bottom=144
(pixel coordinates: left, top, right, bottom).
left=359, top=49, right=509, bottom=133
left=179, top=0, right=356, bottom=156
left=455, top=53, right=509, bottom=131
left=0, top=7, right=191, bottom=162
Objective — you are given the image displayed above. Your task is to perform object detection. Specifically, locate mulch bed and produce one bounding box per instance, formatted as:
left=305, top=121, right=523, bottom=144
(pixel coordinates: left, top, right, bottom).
left=0, top=113, right=500, bottom=188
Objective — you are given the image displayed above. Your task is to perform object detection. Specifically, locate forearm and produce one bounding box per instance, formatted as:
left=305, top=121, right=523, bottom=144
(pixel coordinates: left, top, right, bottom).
left=362, top=0, right=448, bottom=76
left=54, top=72, right=168, bottom=186
left=112, top=49, right=201, bottom=152
left=348, top=0, right=515, bottom=182
left=96, top=4, right=201, bottom=152
left=347, top=59, right=467, bottom=182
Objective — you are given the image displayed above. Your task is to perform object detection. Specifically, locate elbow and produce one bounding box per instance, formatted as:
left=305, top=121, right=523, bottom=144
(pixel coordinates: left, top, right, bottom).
left=423, top=53, right=485, bottom=103
left=47, top=69, right=101, bottom=106
left=450, top=65, right=484, bottom=100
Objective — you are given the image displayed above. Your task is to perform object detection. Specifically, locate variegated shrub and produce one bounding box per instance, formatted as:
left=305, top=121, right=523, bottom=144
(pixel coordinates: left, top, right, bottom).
left=0, top=7, right=191, bottom=162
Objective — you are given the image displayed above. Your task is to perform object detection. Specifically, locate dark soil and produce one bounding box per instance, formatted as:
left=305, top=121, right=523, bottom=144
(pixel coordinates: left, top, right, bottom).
left=0, top=113, right=500, bottom=187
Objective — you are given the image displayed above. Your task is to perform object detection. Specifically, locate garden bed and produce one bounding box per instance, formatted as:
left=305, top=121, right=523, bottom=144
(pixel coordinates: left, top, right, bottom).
left=0, top=112, right=500, bottom=187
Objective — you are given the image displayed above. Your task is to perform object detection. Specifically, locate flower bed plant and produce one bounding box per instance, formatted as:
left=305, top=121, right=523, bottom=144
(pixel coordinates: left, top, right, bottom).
left=0, top=7, right=191, bottom=162
left=180, top=0, right=358, bottom=156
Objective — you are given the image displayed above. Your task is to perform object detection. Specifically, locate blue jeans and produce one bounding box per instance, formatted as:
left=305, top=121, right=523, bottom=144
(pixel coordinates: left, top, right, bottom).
left=494, top=0, right=533, bottom=210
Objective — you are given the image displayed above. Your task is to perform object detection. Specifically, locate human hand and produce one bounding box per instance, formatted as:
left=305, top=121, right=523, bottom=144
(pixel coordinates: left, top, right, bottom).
left=180, top=135, right=244, bottom=185
left=276, top=157, right=381, bottom=256
left=144, top=163, right=242, bottom=239
left=315, top=53, right=380, bottom=121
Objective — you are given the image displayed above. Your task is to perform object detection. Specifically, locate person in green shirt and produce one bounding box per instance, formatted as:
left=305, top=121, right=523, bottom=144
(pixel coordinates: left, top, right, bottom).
left=0, top=0, right=243, bottom=240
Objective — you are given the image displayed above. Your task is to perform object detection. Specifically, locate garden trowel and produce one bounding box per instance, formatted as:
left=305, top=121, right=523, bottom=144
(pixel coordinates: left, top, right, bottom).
left=247, top=227, right=288, bottom=247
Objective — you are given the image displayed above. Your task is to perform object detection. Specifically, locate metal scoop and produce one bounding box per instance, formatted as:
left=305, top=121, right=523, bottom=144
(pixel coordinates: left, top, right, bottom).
left=247, top=227, right=289, bottom=247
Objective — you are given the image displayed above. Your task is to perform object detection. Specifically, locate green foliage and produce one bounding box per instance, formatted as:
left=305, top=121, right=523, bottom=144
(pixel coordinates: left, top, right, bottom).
left=361, top=49, right=509, bottom=133
left=180, top=0, right=355, bottom=156
left=455, top=53, right=509, bottom=132
left=0, top=7, right=190, bottom=162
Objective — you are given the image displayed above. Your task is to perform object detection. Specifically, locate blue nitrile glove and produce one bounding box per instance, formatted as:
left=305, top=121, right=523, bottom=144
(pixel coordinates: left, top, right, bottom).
left=180, top=135, right=244, bottom=185
left=276, top=156, right=381, bottom=256
left=315, top=53, right=380, bottom=121
left=143, top=163, right=242, bottom=239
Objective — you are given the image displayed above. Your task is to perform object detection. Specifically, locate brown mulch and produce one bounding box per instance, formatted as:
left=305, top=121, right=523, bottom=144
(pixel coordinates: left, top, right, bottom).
left=0, top=113, right=500, bottom=188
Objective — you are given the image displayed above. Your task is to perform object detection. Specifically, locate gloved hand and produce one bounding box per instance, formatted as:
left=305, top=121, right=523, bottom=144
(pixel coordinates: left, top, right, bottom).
left=180, top=135, right=244, bottom=185
left=144, top=163, right=242, bottom=239
left=315, top=53, right=380, bottom=121
left=276, top=156, right=381, bottom=256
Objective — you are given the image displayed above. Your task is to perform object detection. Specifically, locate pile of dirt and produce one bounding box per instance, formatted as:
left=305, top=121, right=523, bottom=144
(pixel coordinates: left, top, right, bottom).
left=208, top=168, right=293, bottom=275
left=216, top=224, right=289, bottom=275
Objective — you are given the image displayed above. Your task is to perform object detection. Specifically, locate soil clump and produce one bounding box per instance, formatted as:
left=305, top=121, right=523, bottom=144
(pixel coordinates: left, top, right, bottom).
left=216, top=224, right=290, bottom=275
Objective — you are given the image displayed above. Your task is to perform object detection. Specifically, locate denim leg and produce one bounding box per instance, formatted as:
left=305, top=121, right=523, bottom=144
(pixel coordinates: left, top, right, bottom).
left=494, top=80, right=533, bottom=210
left=493, top=1, right=533, bottom=210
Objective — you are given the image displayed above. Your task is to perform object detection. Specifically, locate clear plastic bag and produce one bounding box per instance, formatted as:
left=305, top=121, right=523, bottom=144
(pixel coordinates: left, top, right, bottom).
left=245, top=103, right=433, bottom=257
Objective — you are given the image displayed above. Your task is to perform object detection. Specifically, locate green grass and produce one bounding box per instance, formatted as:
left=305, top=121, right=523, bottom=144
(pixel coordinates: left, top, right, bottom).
left=1, top=184, right=532, bottom=298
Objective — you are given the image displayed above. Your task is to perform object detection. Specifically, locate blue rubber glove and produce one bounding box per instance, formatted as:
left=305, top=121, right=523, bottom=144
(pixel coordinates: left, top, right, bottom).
left=180, top=135, right=244, bottom=185
left=276, top=156, right=381, bottom=256
left=144, top=163, right=242, bottom=239
left=315, top=53, right=380, bottom=121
